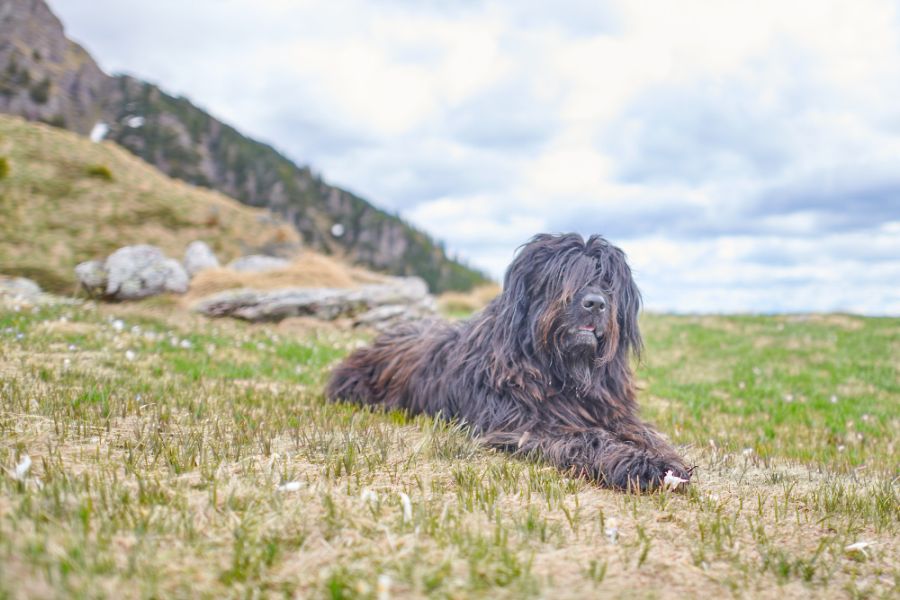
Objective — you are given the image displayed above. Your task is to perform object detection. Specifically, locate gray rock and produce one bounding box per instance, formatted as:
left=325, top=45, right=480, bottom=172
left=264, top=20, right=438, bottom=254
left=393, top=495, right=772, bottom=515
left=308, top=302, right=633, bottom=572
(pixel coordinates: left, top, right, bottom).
left=183, top=241, right=220, bottom=276
left=75, top=245, right=189, bottom=300
left=0, top=276, right=42, bottom=300
left=74, top=260, right=107, bottom=295
left=227, top=255, right=290, bottom=273
left=192, top=277, right=435, bottom=328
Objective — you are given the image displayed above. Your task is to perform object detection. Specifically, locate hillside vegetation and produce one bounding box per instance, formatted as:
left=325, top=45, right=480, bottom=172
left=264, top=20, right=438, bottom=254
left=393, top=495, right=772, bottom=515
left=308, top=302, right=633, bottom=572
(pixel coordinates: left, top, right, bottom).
left=0, top=0, right=490, bottom=292
left=0, top=115, right=302, bottom=293
left=0, top=294, right=896, bottom=598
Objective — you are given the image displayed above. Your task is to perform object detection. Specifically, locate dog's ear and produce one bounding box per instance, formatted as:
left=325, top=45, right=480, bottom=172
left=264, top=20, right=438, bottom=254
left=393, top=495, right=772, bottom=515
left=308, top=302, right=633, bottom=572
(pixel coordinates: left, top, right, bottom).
left=500, top=234, right=550, bottom=334
left=609, top=245, right=643, bottom=359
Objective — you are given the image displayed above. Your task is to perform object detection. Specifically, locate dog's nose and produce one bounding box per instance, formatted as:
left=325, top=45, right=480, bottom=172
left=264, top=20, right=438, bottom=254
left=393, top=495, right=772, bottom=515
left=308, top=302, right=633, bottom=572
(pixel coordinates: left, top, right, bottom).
left=581, top=293, right=607, bottom=313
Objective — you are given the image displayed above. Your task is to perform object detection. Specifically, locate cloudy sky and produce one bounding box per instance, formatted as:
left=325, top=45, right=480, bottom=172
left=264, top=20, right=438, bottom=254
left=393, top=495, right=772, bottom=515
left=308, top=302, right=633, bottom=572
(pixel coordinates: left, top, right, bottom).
left=50, top=0, right=900, bottom=314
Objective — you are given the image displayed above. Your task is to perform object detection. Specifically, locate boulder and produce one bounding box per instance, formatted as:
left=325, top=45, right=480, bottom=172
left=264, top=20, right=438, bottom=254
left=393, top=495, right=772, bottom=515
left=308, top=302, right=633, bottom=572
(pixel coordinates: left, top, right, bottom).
left=75, top=245, right=189, bottom=301
left=183, top=241, right=220, bottom=276
left=227, top=255, right=290, bottom=273
left=0, top=276, right=42, bottom=300
left=74, top=260, right=107, bottom=295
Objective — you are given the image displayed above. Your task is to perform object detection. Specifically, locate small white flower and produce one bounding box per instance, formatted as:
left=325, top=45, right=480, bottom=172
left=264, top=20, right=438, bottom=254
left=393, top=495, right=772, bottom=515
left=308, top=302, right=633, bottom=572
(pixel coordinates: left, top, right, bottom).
left=663, top=470, right=688, bottom=490
left=125, top=350, right=136, bottom=361
left=130, top=325, right=141, bottom=335
left=14, top=455, right=31, bottom=481
left=783, top=394, right=794, bottom=403
left=742, top=448, right=754, bottom=457
left=398, top=492, right=413, bottom=523
left=112, top=319, right=125, bottom=332
left=68, top=344, right=77, bottom=351
left=376, top=574, right=391, bottom=600
left=179, top=339, right=192, bottom=349
left=604, top=518, right=619, bottom=544
left=845, top=540, right=876, bottom=557
left=830, top=395, right=838, bottom=404
left=277, top=481, right=303, bottom=492
left=63, top=358, right=71, bottom=369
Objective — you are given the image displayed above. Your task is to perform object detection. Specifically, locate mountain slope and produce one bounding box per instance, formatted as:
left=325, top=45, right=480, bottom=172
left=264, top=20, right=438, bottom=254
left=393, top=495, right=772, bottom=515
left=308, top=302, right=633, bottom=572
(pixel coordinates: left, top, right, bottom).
left=0, top=0, right=488, bottom=292
left=0, top=114, right=302, bottom=293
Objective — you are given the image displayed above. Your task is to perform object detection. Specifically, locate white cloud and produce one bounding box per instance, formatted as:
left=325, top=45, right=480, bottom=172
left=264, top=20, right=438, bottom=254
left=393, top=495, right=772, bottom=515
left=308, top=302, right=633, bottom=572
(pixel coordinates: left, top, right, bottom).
left=49, top=0, right=900, bottom=314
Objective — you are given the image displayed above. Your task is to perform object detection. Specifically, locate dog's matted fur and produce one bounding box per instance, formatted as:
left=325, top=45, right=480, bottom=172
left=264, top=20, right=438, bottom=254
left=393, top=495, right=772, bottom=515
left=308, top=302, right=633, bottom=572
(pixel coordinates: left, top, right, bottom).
left=327, top=233, right=690, bottom=490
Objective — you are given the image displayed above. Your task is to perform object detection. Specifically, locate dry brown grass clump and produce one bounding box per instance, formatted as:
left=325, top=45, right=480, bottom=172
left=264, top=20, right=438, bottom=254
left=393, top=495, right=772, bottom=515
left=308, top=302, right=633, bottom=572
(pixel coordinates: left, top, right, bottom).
left=184, top=252, right=390, bottom=302
left=437, top=283, right=501, bottom=316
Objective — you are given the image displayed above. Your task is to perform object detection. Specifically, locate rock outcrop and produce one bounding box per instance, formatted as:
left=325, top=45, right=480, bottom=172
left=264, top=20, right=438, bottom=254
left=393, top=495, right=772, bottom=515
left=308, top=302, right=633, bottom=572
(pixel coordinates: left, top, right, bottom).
left=227, top=255, right=290, bottom=273
left=192, top=277, right=435, bottom=330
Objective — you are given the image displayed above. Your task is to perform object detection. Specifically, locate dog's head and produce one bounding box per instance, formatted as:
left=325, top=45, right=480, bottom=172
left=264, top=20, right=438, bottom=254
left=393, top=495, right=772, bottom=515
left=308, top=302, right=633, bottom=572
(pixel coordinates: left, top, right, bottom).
left=498, top=233, right=642, bottom=391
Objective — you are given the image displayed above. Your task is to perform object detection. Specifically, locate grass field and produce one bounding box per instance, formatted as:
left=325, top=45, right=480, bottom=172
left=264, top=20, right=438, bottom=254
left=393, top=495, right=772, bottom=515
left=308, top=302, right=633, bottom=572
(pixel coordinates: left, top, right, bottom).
left=0, top=294, right=897, bottom=598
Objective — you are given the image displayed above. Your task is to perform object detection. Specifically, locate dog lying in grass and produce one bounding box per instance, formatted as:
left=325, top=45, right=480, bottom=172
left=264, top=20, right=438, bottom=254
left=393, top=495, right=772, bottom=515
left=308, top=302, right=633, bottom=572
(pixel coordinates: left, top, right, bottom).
left=328, top=233, right=690, bottom=491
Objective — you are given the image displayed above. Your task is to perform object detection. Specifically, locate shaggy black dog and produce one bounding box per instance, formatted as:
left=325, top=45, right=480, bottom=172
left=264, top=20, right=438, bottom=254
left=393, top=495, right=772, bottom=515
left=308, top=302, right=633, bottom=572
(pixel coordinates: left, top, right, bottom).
left=327, top=233, right=690, bottom=491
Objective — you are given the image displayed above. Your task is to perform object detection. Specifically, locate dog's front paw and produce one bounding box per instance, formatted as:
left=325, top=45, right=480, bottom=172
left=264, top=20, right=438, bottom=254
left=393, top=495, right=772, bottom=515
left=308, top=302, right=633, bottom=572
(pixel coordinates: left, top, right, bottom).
left=603, top=450, right=691, bottom=492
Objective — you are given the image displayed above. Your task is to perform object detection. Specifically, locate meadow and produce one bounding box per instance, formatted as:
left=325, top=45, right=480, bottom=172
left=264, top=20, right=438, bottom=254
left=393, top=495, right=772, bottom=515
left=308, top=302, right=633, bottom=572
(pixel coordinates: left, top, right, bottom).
left=0, top=295, right=897, bottom=598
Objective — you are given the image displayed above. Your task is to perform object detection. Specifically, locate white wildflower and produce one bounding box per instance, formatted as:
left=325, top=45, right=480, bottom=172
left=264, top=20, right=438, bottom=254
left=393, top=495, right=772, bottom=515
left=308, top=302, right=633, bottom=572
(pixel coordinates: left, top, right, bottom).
left=112, top=319, right=125, bottom=332
left=605, top=518, right=619, bottom=544
left=663, top=469, right=688, bottom=490
left=376, top=574, right=391, bottom=600
left=14, top=455, right=31, bottom=481
left=398, top=492, right=413, bottom=523
left=179, top=339, right=192, bottom=349
left=742, top=448, right=754, bottom=457
left=125, top=350, right=136, bottom=361
left=845, top=540, right=876, bottom=557
left=277, top=481, right=303, bottom=493
left=830, top=395, right=838, bottom=404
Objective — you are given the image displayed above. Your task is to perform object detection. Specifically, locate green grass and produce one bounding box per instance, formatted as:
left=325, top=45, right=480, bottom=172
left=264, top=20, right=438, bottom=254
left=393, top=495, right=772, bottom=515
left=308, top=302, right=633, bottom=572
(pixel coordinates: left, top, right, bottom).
left=0, top=297, right=897, bottom=598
